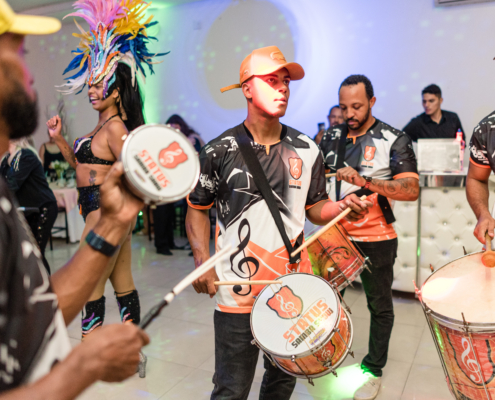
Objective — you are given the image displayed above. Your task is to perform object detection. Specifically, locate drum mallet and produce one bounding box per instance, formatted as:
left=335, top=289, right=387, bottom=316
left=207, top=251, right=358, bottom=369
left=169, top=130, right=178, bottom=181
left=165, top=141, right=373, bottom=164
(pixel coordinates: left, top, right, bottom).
left=140, top=244, right=238, bottom=329
left=290, top=195, right=367, bottom=258
left=482, top=233, right=495, bottom=268
left=214, top=281, right=282, bottom=286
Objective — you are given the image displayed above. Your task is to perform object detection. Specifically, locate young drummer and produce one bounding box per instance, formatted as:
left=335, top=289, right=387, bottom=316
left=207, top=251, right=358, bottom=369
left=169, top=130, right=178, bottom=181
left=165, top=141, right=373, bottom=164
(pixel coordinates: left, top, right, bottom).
left=186, top=46, right=371, bottom=400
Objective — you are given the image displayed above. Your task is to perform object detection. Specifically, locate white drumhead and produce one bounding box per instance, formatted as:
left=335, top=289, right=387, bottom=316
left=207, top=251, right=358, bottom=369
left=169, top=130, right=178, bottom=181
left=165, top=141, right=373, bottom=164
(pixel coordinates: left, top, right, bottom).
left=251, top=273, right=340, bottom=357
left=422, top=252, right=495, bottom=323
left=121, top=124, right=199, bottom=204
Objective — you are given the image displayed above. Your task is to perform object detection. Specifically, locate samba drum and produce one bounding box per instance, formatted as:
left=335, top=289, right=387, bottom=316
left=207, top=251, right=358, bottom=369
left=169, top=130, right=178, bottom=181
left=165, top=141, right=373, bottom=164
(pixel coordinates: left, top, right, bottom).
left=418, top=252, right=495, bottom=399
left=251, top=273, right=354, bottom=385
left=305, top=223, right=368, bottom=291
left=121, top=124, right=200, bottom=205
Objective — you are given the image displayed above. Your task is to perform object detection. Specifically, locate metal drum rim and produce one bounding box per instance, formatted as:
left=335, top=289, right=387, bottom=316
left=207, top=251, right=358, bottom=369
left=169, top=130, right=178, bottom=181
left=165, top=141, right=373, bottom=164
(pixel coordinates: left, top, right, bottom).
left=250, top=273, right=343, bottom=359
left=419, top=251, right=495, bottom=330
left=120, top=124, right=200, bottom=205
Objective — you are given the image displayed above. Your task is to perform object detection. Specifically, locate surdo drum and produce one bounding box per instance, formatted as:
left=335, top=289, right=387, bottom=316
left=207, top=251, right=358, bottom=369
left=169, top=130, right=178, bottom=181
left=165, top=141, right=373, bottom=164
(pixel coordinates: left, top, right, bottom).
left=121, top=124, right=200, bottom=205
left=418, top=252, right=495, bottom=399
left=305, top=223, right=368, bottom=291
left=251, top=273, right=354, bottom=385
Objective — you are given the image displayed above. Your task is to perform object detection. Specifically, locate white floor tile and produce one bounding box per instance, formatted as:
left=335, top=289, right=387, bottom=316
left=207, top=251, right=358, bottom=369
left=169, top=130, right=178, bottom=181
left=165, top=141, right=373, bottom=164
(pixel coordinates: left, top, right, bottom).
left=158, top=368, right=214, bottom=400
left=401, top=363, right=452, bottom=400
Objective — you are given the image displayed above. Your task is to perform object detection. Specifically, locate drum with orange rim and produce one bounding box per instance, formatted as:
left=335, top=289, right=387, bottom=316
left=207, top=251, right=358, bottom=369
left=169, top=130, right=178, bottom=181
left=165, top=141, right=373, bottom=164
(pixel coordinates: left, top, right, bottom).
left=250, top=273, right=354, bottom=385
left=418, top=252, right=495, bottom=399
left=305, top=223, right=368, bottom=291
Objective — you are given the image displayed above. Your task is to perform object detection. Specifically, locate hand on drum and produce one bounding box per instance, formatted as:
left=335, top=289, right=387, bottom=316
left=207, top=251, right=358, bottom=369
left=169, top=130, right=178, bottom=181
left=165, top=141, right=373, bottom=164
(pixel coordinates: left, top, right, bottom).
left=474, top=211, right=495, bottom=245
left=192, top=267, right=219, bottom=298
left=339, top=194, right=372, bottom=222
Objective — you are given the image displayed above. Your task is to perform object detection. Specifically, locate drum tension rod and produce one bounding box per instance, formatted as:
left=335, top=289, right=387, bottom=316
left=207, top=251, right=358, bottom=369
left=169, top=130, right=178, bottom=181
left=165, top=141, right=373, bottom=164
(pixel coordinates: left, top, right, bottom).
left=251, top=339, right=277, bottom=368
left=363, top=256, right=372, bottom=273
left=291, top=355, right=315, bottom=385
left=333, top=327, right=354, bottom=358
left=318, top=239, right=354, bottom=289
left=333, top=283, right=352, bottom=314
left=461, top=312, right=490, bottom=400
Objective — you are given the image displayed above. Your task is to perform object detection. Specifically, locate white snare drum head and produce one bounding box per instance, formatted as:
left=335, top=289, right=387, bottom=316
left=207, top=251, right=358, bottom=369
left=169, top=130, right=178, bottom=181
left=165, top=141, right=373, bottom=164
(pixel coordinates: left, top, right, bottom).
left=251, top=273, right=340, bottom=357
left=121, top=124, right=199, bottom=204
left=422, top=252, right=495, bottom=323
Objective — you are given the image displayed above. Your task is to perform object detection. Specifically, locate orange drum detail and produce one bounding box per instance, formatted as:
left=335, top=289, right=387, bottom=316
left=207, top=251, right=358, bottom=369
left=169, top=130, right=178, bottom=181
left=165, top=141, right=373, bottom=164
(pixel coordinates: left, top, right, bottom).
left=306, top=223, right=366, bottom=290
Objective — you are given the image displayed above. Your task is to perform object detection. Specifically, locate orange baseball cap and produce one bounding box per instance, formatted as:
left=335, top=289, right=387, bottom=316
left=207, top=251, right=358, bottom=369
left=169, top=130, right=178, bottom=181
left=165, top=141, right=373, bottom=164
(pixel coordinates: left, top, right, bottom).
left=0, top=0, right=61, bottom=36
left=220, top=45, right=305, bottom=93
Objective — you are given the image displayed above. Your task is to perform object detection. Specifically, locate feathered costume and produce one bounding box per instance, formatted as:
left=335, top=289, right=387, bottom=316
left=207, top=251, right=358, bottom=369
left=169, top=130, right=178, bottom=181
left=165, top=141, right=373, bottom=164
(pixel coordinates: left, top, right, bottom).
left=59, top=0, right=167, bottom=95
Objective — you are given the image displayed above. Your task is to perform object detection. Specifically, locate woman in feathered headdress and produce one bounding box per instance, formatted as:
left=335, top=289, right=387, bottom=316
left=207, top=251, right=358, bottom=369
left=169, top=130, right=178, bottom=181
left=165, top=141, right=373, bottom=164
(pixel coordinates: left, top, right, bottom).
left=46, top=0, right=167, bottom=378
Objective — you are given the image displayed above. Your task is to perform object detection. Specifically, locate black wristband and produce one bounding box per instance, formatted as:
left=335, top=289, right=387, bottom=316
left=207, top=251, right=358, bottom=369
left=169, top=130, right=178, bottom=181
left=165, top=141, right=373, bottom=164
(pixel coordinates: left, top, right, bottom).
left=86, top=230, right=120, bottom=257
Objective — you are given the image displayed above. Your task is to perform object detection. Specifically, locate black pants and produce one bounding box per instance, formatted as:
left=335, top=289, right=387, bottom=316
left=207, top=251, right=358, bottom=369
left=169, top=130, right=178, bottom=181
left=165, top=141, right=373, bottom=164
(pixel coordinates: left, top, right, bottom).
left=26, top=201, right=58, bottom=274
left=211, top=311, right=296, bottom=400
left=153, top=203, right=175, bottom=251
left=352, top=238, right=398, bottom=377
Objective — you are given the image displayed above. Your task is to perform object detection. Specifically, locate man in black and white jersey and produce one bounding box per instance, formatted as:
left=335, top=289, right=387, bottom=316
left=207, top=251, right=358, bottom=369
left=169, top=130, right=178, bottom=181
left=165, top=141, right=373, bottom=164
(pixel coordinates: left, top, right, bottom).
left=466, top=111, right=495, bottom=245
left=320, top=75, right=419, bottom=400
left=186, top=46, right=372, bottom=400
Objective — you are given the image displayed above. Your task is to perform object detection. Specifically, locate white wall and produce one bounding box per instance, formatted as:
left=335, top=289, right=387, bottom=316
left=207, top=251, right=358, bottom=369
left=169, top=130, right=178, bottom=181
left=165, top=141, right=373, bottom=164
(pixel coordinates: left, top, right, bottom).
left=26, top=0, right=495, bottom=153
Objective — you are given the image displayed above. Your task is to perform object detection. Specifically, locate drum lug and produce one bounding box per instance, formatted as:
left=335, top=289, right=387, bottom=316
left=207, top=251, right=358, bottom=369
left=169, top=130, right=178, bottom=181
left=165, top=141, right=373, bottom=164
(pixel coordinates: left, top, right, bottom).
left=364, top=256, right=372, bottom=273
left=291, top=355, right=314, bottom=386
left=251, top=340, right=277, bottom=368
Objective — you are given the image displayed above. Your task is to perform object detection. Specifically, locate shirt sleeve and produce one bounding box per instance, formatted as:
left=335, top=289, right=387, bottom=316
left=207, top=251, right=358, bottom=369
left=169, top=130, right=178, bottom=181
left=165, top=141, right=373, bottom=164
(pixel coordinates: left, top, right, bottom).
left=4, top=150, right=38, bottom=193
left=469, top=122, right=491, bottom=168
left=305, top=150, right=329, bottom=209
left=402, top=118, right=419, bottom=142
left=187, top=145, right=218, bottom=210
left=390, top=133, right=419, bottom=179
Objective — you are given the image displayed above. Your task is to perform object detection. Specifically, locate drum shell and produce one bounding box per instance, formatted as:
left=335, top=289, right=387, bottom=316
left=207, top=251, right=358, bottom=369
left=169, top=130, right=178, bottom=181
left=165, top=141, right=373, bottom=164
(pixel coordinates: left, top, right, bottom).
left=420, top=252, right=495, bottom=399
left=306, top=223, right=365, bottom=290
left=273, top=306, right=353, bottom=378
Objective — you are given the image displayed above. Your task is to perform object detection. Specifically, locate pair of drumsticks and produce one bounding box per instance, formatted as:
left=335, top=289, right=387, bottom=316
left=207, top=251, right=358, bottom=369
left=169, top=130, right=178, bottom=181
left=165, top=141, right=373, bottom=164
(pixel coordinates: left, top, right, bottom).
left=140, top=195, right=367, bottom=329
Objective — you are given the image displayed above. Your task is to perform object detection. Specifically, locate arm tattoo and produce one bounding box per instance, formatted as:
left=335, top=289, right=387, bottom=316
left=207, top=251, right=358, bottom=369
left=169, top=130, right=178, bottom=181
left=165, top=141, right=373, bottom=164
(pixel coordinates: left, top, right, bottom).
left=371, top=177, right=419, bottom=200
left=58, top=141, right=77, bottom=169
left=89, top=170, right=97, bottom=186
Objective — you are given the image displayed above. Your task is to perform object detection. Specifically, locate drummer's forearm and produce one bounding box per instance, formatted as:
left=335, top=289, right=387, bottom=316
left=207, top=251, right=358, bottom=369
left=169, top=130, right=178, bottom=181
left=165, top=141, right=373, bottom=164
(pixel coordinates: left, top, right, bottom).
left=368, top=177, right=419, bottom=201
left=306, top=200, right=340, bottom=225
left=467, top=176, right=490, bottom=219
left=186, top=207, right=211, bottom=267
left=54, top=136, right=77, bottom=169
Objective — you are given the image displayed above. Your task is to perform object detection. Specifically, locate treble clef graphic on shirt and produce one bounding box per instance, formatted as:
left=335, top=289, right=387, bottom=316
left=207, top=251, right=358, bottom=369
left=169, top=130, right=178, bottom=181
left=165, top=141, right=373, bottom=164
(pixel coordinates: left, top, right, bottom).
left=230, top=219, right=259, bottom=296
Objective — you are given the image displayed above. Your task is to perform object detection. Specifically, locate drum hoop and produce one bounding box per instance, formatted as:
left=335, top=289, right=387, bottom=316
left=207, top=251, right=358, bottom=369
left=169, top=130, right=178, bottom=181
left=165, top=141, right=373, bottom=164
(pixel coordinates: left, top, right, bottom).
left=250, top=273, right=343, bottom=359
left=120, top=124, right=200, bottom=204
left=420, top=251, right=495, bottom=330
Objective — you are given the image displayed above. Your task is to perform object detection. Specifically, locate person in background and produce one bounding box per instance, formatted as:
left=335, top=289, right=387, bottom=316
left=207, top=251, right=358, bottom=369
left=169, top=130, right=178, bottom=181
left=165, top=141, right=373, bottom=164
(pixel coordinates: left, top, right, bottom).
left=167, top=114, right=205, bottom=152
left=0, top=137, right=58, bottom=274
left=39, top=129, right=65, bottom=179
left=314, top=105, right=344, bottom=144
left=403, top=84, right=465, bottom=142
left=0, top=2, right=148, bottom=397
left=152, top=114, right=203, bottom=256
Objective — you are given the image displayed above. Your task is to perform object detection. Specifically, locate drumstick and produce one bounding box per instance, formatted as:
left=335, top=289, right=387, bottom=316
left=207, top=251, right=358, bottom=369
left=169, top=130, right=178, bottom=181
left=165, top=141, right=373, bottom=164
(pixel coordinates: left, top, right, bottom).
left=325, top=173, right=336, bottom=178
left=140, top=244, right=237, bottom=329
left=482, top=233, right=495, bottom=268
left=214, top=280, right=282, bottom=286
left=290, top=195, right=367, bottom=258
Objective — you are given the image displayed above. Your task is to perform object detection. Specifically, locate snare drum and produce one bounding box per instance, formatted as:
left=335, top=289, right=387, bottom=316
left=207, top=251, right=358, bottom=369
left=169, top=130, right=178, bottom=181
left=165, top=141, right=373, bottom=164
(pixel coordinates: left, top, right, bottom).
left=121, top=124, right=200, bottom=205
left=305, top=223, right=367, bottom=291
left=418, top=252, right=495, bottom=399
left=251, top=273, right=353, bottom=384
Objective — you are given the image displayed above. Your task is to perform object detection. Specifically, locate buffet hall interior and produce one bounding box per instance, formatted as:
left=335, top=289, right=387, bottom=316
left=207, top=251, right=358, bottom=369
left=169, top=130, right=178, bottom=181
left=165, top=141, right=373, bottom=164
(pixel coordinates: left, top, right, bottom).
left=4, top=0, right=495, bottom=399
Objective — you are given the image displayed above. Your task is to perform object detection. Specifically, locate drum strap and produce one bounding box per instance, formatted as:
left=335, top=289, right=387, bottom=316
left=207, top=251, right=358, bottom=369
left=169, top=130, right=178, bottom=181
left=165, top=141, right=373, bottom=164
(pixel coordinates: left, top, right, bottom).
left=334, top=126, right=396, bottom=225
left=234, top=125, right=303, bottom=264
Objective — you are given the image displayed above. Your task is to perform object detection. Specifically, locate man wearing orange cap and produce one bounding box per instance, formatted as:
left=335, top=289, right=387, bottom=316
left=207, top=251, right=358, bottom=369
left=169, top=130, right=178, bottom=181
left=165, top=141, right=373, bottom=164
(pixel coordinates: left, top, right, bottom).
left=186, top=46, right=371, bottom=399
left=0, top=1, right=150, bottom=397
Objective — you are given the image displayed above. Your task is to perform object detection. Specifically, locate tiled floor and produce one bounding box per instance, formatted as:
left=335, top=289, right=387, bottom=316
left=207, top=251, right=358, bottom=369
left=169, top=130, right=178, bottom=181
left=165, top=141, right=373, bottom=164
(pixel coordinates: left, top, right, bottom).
left=47, top=235, right=452, bottom=400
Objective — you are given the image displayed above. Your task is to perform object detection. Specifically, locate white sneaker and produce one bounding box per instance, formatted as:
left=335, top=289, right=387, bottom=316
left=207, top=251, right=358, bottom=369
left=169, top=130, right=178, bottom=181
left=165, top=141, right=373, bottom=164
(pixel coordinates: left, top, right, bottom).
left=353, top=373, right=381, bottom=400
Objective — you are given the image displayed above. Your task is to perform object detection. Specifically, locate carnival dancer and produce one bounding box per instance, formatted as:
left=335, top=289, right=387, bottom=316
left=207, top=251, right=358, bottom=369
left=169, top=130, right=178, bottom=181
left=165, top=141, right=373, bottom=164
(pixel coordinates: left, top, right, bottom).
left=46, top=0, right=166, bottom=378
left=186, top=46, right=372, bottom=400
left=319, top=75, right=419, bottom=400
